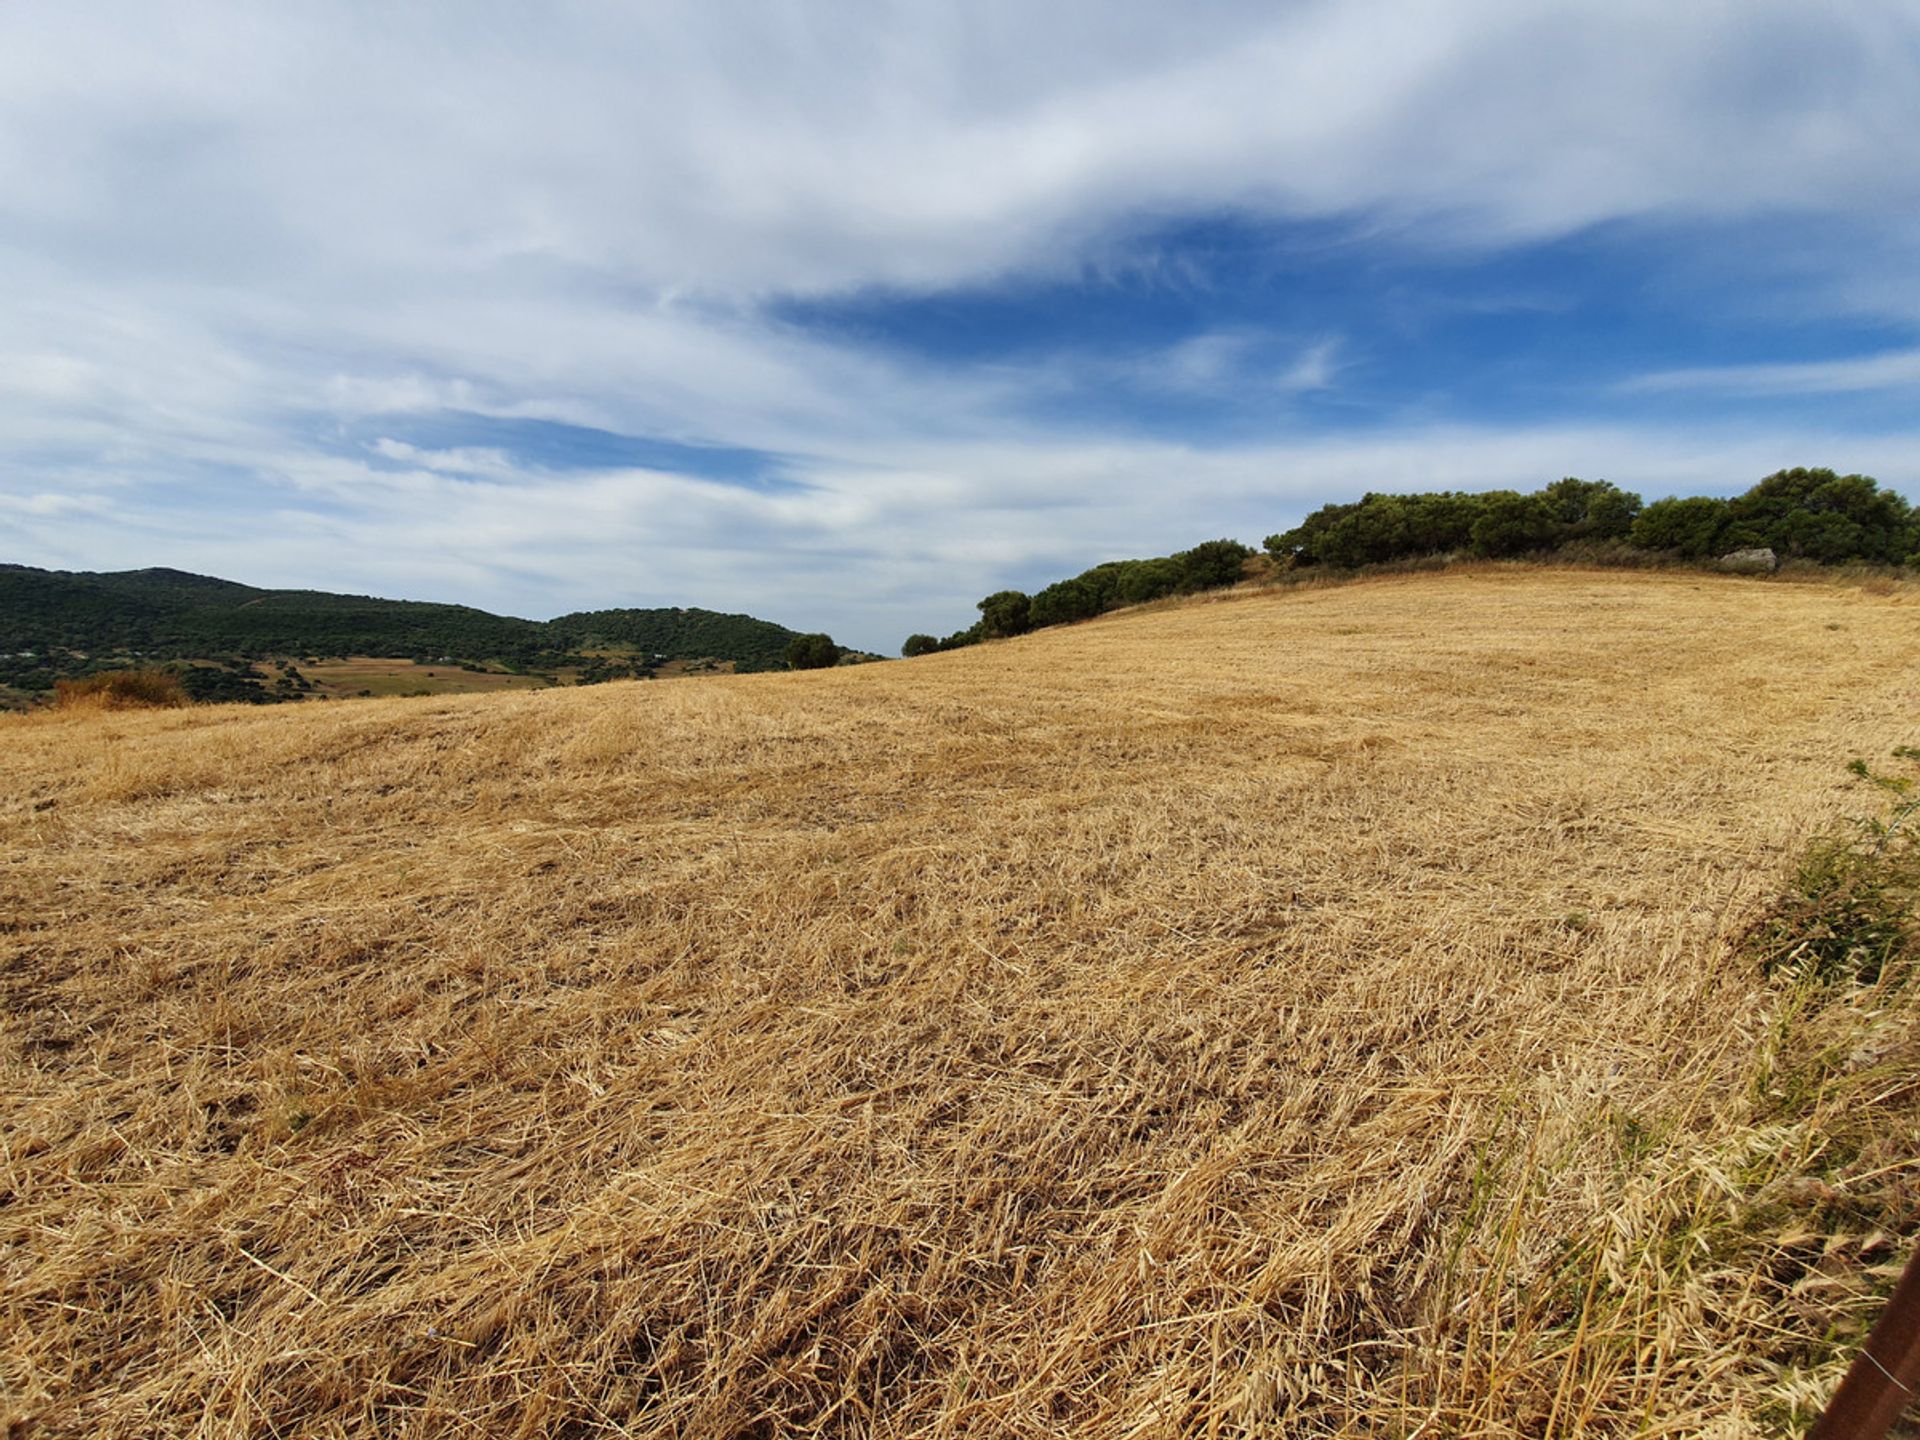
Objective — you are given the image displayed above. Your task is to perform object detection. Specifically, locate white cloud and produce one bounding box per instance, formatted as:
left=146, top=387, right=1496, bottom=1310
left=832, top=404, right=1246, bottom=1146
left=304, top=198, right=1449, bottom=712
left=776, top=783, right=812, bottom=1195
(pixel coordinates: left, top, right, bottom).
left=6, top=2, right=1915, bottom=296
left=1624, top=349, right=1920, bottom=398
left=0, top=491, right=113, bottom=518
left=369, top=440, right=521, bottom=480
left=1276, top=340, right=1344, bottom=394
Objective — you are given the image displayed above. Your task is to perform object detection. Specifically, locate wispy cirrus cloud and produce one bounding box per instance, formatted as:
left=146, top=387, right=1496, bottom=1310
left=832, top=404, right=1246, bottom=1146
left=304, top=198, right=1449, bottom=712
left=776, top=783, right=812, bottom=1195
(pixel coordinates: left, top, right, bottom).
left=1623, top=349, right=1920, bottom=398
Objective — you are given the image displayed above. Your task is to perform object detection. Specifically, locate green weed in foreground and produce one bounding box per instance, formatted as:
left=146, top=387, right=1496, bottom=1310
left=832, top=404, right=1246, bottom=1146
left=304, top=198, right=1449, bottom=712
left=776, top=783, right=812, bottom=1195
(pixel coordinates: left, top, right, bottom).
left=1406, top=757, right=1920, bottom=1434
left=1754, top=750, right=1920, bottom=985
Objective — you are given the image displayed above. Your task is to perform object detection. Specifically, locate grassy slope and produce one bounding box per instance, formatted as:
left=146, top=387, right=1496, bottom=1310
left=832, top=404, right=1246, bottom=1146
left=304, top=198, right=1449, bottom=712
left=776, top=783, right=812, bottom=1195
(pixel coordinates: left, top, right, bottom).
left=6, top=569, right=1920, bottom=1437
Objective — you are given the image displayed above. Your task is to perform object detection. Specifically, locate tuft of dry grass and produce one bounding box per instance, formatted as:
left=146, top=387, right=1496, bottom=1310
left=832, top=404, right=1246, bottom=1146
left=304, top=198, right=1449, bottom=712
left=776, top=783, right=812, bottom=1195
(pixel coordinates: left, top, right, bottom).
left=6, top=567, right=1920, bottom=1437
left=50, top=668, right=188, bottom=712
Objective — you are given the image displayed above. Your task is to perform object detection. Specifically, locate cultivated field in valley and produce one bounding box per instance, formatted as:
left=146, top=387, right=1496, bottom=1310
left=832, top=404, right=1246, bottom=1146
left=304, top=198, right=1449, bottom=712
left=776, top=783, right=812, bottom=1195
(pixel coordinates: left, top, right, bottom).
left=290, top=658, right=555, bottom=699
left=291, top=655, right=737, bottom=698
left=6, top=568, right=1920, bottom=1437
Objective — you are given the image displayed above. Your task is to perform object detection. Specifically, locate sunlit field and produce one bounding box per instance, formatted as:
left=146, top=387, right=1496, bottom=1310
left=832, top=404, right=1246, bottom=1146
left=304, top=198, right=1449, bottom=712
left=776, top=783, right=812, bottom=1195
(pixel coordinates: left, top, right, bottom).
left=291, top=657, right=555, bottom=699
left=7, top=568, right=1920, bottom=1437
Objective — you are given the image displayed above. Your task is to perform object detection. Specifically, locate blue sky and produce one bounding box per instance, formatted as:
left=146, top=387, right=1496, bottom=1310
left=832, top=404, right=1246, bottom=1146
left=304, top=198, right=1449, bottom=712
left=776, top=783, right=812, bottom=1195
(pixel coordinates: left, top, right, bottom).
left=2, top=2, right=1919, bottom=650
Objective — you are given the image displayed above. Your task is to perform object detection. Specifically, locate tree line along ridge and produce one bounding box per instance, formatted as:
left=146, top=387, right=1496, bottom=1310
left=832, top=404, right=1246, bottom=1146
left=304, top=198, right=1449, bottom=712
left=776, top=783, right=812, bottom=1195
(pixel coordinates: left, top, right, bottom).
left=903, top=468, right=1917, bottom=657
left=4, top=467, right=1912, bottom=700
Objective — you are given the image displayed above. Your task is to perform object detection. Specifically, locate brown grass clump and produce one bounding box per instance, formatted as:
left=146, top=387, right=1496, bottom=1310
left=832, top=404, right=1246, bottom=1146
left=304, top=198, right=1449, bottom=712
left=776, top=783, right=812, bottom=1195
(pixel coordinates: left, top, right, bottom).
left=6, top=567, right=1920, bottom=1437
left=50, top=667, right=189, bottom=712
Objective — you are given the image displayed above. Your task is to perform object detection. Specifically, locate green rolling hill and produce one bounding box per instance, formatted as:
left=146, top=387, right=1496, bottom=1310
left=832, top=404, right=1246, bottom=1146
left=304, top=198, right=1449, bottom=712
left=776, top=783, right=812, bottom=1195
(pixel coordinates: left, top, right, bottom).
left=0, top=564, right=809, bottom=695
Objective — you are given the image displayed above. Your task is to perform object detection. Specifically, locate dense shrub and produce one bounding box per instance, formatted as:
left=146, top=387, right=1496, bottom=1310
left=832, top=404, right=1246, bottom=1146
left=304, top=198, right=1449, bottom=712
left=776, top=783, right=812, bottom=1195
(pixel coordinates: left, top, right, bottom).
left=901, top=634, right=939, bottom=657
left=784, top=633, right=842, bottom=670
left=1174, top=539, right=1255, bottom=590
left=1028, top=577, right=1103, bottom=628
left=177, top=664, right=286, bottom=705
left=976, top=591, right=1032, bottom=639
left=1540, top=476, right=1642, bottom=540
left=1470, top=491, right=1560, bottom=557
left=1268, top=480, right=1643, bottom=568
left=1113, top=557, right=1185, bottom=604
left=1720, top=467, right=1913, bottom=563
left=1268, top=491, right=1485, bottom=566
left=1629, top=496, right=1731, bottom=558
left=53, top=668, right=189, bottom=710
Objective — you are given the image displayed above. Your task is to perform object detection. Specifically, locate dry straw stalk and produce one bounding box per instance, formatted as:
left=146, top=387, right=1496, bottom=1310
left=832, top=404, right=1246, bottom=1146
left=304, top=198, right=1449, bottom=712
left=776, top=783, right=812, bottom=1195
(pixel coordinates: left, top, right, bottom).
left=6, top=568, right=1920, bottom=1437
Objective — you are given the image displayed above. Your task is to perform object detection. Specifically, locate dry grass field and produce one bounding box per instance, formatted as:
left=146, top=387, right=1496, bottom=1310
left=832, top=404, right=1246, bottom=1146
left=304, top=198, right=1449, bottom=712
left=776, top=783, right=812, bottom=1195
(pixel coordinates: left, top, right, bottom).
left=7, top=567, right=1920, bottom=1438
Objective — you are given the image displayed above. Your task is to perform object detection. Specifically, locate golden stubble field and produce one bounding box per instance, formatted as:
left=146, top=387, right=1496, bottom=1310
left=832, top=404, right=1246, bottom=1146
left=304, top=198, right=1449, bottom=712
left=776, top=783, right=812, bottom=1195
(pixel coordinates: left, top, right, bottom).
left=6, top=568, right=1920, bottom=1438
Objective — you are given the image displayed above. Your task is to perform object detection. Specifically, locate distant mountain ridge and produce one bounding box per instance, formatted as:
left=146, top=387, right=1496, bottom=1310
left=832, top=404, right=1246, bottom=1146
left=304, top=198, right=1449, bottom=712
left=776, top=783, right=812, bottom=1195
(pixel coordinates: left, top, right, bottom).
left=0, top=563, right=803, bottom=672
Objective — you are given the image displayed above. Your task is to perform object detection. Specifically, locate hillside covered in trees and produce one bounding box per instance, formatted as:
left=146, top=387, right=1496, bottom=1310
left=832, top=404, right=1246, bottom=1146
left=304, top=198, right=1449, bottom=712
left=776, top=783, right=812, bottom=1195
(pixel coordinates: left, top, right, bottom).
left=906, top=468, right=1917, bottom=657
left=1266, top=467, right=1915, bottom=570
left=0, top=565, right=806, bottom=696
